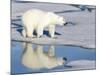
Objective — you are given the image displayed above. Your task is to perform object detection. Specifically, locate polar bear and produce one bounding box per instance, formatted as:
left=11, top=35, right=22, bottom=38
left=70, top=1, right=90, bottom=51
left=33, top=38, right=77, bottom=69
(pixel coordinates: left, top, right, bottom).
left=21, top=43, right=67, bottom=69
left=22, top=9, right=65, bottom=38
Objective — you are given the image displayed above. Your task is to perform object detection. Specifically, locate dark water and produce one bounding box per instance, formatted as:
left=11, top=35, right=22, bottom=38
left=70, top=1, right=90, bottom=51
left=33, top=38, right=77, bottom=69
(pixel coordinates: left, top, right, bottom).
left=11, top=41, right=96, bottom=74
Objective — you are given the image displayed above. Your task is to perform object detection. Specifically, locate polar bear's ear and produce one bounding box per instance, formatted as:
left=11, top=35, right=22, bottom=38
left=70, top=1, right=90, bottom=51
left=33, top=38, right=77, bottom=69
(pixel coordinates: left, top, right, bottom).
left=47, top=12, right=55, bottom=16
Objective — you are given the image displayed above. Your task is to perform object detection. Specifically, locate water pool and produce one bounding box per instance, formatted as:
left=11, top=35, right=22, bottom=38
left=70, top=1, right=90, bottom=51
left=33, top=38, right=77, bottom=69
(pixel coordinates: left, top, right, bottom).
left=11, top=41, right=96, bottom=74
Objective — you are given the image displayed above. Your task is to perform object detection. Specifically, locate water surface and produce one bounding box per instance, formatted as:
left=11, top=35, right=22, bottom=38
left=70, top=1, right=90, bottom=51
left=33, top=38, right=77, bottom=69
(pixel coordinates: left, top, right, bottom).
left=11, top=41, right=96, bottom=74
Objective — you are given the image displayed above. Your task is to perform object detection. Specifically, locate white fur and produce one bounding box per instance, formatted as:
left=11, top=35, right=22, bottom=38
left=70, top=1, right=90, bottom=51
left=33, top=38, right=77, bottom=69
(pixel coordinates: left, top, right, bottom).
left=21, top=43, right=65, bottom=69
left=22, top=9, right=65, bottom=38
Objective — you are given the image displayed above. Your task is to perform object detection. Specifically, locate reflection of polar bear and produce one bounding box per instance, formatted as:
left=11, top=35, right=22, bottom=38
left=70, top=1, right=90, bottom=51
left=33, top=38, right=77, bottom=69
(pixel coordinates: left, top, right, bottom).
left=22, top=9, right=65, bottom=38
left=21, top=43, right=67, bottom=69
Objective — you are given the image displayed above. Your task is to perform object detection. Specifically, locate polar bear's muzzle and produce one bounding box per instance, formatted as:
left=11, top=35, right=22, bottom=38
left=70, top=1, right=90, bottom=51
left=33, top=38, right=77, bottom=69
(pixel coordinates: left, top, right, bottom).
left=64, top=21, right=76, bottom=26
left=64, top=22, right=69, bottom=26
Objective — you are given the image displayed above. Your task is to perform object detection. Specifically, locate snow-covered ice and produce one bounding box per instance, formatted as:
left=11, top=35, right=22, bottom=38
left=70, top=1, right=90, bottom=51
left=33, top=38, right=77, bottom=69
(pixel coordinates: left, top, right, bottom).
left=66, top=60, right=95, bottom=70
left=11, top=1, right=96, bottom=49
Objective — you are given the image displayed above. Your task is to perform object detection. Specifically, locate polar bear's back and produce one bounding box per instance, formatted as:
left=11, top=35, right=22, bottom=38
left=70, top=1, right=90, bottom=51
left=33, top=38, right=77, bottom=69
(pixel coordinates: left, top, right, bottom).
left=22, top=9, right=46, bottom=26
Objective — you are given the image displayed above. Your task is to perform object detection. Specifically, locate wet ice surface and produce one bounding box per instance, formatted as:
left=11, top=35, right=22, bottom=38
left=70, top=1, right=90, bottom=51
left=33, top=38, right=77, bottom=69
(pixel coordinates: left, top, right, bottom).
left=11, top=2, right=96, bottom=74
left=11, top=1, right=96, bottom=74
left=11, top=41, right=96, bottom=74
left=11, top=1, right=96, bottom=49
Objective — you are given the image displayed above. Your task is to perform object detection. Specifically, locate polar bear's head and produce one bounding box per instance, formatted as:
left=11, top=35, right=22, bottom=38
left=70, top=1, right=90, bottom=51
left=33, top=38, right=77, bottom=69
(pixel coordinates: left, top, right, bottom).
left=57, top=57, right=67, bottom=66
left=47, top=12, right=65, bottom=26
left=57, top=16, right=65, bottom=26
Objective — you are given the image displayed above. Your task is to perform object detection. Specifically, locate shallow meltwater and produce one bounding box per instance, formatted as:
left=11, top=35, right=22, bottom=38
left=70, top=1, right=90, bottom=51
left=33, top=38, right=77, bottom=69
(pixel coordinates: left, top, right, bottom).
left=11, top=41, right=96, bottom=74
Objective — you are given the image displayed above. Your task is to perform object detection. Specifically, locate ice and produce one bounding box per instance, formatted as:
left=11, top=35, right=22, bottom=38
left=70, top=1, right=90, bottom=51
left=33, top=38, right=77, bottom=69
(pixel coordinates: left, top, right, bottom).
left=66, top=60, right=95, bottom=70
left=11, top=1, right=96, bottom=49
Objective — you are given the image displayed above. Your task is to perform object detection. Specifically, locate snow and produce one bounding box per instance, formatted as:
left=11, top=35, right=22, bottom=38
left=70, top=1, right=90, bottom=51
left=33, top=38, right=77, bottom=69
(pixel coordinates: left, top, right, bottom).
left=66, top=60, right=95, bottom=70
left=11, top=1, right=96, bottom=49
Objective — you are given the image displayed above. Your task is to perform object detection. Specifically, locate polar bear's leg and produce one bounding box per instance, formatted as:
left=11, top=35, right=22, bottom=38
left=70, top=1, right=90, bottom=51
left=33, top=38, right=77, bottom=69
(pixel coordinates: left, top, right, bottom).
left=36, top=45, right=44, bottom=54
left=36, top=27, right=43, bottom=38
left=22, top=28, right=26, bottom=37
left=48, top=46, right=55, bottom=57
left=26, top=27, right=34, bottom=38
left=49, top=25, right=55, bottom=38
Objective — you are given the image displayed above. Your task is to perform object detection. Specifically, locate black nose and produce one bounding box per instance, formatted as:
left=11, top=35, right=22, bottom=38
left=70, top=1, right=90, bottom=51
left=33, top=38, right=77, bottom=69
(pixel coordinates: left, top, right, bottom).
left=64, top=22, right=76, bottom=26
left=64, top=22, right=68, bottom=26
left=63, top=57, right=67, bottom=61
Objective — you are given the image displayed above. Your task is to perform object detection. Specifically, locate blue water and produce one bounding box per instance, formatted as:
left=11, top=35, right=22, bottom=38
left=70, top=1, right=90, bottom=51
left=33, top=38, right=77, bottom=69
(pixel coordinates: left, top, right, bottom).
left=11, top=41, right=96, bottom=74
